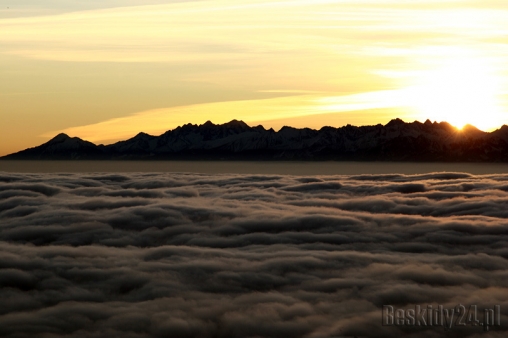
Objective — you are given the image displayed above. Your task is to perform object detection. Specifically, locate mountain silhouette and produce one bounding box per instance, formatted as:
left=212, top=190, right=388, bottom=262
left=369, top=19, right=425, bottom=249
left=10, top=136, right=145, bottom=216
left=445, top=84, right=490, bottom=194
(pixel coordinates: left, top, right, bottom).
left=3, top=119, right=508, bottom=161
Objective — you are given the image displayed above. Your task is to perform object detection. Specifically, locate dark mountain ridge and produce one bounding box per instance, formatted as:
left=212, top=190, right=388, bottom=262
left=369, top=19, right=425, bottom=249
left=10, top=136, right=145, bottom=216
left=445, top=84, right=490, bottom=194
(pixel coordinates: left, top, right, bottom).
left=3, top=119, right=508, bottom=161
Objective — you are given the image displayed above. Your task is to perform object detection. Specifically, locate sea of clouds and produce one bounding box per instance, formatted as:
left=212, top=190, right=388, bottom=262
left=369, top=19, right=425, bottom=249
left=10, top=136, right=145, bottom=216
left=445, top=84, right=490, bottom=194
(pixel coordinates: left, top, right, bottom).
left=0, top=171, right=507, bottom=336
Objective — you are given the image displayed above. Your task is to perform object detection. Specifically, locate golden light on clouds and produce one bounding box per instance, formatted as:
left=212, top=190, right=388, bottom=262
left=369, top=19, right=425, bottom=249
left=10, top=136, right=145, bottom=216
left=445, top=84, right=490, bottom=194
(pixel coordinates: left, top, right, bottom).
left=2, top=0, right=508, bottom=154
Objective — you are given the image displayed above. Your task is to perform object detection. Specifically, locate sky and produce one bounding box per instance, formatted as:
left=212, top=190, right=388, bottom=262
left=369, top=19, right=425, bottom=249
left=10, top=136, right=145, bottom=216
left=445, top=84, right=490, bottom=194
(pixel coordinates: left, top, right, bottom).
left=2, top=0, right=508, bottom=155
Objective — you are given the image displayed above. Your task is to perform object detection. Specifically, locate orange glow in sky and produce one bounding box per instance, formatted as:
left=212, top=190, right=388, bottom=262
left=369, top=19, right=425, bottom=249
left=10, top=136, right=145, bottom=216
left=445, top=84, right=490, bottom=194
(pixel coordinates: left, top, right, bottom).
left=1, top=0, right=508, bottom=155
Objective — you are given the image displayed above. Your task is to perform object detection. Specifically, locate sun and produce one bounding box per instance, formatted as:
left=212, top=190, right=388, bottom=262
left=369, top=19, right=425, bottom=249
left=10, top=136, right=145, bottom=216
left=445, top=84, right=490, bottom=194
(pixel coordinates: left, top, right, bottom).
left=405, top=57, right=505, bottom=131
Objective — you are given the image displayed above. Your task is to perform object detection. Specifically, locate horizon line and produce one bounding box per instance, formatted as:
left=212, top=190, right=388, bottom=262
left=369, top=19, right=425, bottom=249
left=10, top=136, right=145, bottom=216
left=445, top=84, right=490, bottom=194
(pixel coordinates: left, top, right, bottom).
left=51, top=117, right=498, bottom=141
left=4, top=117, right=506, bottom=158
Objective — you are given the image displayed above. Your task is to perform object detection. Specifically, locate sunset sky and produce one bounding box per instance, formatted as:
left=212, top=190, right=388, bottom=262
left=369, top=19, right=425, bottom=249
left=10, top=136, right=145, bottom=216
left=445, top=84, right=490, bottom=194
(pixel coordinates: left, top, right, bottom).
left=2, top=0, right=508, bottom=156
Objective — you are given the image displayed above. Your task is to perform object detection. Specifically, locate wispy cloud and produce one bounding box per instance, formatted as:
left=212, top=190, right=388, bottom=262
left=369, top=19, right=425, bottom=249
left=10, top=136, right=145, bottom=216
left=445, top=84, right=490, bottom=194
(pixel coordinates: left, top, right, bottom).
left=41, top=90, right=421, bottom=143
left=4, top=0, right=507, bottom=66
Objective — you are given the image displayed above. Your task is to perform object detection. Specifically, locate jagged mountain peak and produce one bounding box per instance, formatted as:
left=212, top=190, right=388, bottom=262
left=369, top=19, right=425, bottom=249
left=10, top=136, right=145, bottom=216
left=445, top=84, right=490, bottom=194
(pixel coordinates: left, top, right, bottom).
left=461, top=124, right=484, bottom=134
left=44, top=133, right=94, bottom=148
left=2, top=118, right=508, bottom=161
left=222, top=119, right=249, bottom=128
left=198, top=120, right=249, bottom=129
left=491, top=124, right=508, bottom=142
left=133, top=132, right=154, bottom=139
left=48, top=133, right=72, bottom=143
left=253, top=125, right=267, bottom=131
left=3, top=131, right=102, bottom=160
left=386, top=118, right=406, bottom=127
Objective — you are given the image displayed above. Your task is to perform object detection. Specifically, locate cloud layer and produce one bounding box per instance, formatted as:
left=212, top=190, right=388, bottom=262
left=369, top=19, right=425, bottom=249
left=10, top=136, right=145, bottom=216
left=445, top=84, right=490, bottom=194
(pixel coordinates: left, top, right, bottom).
left=1, top=171, right=508, bottom=336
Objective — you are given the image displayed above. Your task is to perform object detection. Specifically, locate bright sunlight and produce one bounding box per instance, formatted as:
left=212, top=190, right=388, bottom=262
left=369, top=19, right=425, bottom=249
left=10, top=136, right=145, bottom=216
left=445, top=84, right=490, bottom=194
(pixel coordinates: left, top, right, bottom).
left=407, top=56, right=505, bottom=131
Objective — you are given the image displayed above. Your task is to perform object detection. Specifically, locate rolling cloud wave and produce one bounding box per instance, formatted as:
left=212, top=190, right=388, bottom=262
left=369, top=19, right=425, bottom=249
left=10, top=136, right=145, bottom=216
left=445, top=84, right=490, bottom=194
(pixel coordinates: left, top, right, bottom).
left=0, top=172, right=507, bottom=336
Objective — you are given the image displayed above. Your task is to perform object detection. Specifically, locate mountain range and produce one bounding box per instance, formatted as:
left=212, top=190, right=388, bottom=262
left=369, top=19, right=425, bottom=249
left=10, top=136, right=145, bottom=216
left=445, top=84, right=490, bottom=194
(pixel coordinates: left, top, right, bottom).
left=3, top=119, right=508, bottom=161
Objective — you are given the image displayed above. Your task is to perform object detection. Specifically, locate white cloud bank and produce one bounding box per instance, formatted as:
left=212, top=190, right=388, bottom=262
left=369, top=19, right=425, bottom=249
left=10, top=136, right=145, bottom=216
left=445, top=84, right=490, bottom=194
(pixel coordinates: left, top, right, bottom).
left=0, top=171, right=507, bottom=336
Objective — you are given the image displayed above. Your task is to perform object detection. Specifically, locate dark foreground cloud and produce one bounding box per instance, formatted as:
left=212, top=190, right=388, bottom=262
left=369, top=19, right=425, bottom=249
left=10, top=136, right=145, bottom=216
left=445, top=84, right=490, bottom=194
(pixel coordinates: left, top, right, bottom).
left=0, top=171, right=508, bottom=336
